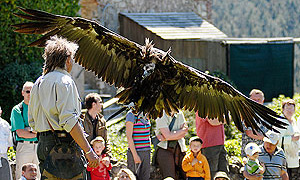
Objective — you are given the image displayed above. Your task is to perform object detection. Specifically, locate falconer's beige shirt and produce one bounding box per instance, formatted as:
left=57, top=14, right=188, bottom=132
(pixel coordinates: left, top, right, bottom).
left=28, top=68, right=81, bottom=132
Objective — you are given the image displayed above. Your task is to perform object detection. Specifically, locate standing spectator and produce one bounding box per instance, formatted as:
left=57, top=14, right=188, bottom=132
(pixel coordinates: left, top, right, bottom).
left=19, top=163, right=38, bottom=180
left=241, top=89, right=267, bottom=157
left=82, top=93, right=107, bottom=143
left=0, top=106, right=13, bottom=180
left=243, top=130, right=288, bottom=180
left=195, top=113, right=228, bottom=179
left=87, top=136, right=112, bottom=180
left=10, top=81, right=40, bottom=180
left=126, top=109, right=151, bottom=180
left=182, top=136, right=210, bottom=180
left=277, top=99, right=300, bottom=179
left=156, top=110, right=188, bottom=180
left=28, top=36, right=99, bottom=179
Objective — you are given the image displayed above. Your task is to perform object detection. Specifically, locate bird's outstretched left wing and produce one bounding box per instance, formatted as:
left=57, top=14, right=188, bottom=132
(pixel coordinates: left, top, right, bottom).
left=12, top=7, right=148, bottom=88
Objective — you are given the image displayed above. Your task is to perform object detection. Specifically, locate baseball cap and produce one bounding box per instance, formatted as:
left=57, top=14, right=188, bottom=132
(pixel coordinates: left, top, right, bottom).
left=90, top=136, right=105, bottom=145
left=245, top=142, right=261, bottom=156
left=263, top=130, right=280, bottom=145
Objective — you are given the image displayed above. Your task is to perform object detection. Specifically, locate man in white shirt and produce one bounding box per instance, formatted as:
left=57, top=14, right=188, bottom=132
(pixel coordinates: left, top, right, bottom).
left=0, top=106, right=13, bottom=180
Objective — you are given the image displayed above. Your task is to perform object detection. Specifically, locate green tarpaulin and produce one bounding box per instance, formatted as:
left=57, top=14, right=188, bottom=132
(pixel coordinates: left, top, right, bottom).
left=228, top=43, right=294, bottom=101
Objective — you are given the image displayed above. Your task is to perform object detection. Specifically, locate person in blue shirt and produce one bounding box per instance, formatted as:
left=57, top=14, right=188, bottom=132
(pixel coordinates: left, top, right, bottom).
left=10, top=81, right=40, bottom=179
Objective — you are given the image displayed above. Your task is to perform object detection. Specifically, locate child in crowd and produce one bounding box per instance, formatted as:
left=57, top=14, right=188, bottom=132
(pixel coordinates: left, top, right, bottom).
left=244, top=142, right=265, bottom=180
left=87, top=136, right=112, bottom=180
left=182, top=136, right=210, bottom=180
left=214, top=171, right=230, bottom=180
left=114, top=168, right=136, bottom=180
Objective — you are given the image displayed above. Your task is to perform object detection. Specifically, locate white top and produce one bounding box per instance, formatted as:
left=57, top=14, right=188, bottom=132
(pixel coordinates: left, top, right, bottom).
left=277, top=117, right=300, bottom=168
left=155, top=110, right=187, bottom=152
left=0, top=117, right=13, bottom=157
left=28, top=68, right=81, bottom=132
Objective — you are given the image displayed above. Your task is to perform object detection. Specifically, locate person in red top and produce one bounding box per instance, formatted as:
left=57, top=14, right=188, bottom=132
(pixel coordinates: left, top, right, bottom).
left=87, top=136, right=112, bottom=180
left=195, top=112, right=228, bottom=180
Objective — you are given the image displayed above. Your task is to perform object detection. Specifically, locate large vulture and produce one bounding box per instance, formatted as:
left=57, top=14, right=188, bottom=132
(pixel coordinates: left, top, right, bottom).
left=12, top=7, right=286, bottom=133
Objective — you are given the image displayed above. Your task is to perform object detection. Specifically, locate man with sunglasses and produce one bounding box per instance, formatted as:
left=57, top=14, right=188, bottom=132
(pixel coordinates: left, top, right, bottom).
left=10, top=81, right=40, bottom=180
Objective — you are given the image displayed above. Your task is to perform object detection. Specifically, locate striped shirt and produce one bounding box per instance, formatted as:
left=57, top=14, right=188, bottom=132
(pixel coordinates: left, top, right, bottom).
left=126, top=112, right=151, bottom=151
left=258, top=145, right=287, bottom=180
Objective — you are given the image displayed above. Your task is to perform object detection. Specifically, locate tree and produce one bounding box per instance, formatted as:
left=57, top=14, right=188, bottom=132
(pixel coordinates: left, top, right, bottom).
left=0, top=0, right=80, bottom=120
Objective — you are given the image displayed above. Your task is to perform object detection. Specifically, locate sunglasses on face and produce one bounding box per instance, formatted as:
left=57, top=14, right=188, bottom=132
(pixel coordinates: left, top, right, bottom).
left=25, top=90, right=31, bottom=94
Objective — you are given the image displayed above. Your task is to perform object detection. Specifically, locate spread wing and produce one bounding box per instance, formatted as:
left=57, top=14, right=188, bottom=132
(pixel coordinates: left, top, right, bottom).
left=158, top=56, right=286, bottom=132
left=12, top=7, right=287, bottom=133
left=12, top=7, right=147, bottom=88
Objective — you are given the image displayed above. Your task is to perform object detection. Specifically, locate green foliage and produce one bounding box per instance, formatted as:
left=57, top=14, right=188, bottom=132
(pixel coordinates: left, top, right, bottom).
left=224, top=139, right=242, bottom=164
left=108, top=117, right=128, bottom=162
left=212, top=0, right=300, bottom=38
left=224, top=139, right=241, bottom=157
left=225, top=120, right=241, bottom=140
left=0, top=0, right=80, bottom=120
left=0, top=62, right=42, bottom=121
left=7, top=146, right=16, bottom=162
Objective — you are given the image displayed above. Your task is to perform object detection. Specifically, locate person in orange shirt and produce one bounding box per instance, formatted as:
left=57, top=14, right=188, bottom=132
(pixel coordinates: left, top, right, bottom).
left=182, top=137, right=210, bottom=180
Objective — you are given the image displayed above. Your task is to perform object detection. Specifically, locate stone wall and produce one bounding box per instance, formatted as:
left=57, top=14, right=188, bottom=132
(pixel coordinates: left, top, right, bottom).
left=93, top=0, right=209, bottom=33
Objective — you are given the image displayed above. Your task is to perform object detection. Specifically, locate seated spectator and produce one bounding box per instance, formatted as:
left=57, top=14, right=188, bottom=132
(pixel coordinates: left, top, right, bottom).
left=114, top=168, right=136, bottom=180
left=244, top=143, right=265, bottom=180
left=19, top=163, right=38, bottom=180
left=277, top=99, right=300, bottom=179
left=182, top=136, right=210, bottom=180
left=87, top=136, right=112, bottom=180
left=0, top=106, right=13, bottom=180
left=243, top=130, right=288, bottom=180
left=213, top=171, right=230, bottom=180
left=125, top=109, right=151, bottom=180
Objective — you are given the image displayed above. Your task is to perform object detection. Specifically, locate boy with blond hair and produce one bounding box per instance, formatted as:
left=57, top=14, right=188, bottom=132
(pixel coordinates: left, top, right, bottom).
left=182, top=136, right=210, bottom=180
left=87, top=136, right=112, bottom=180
